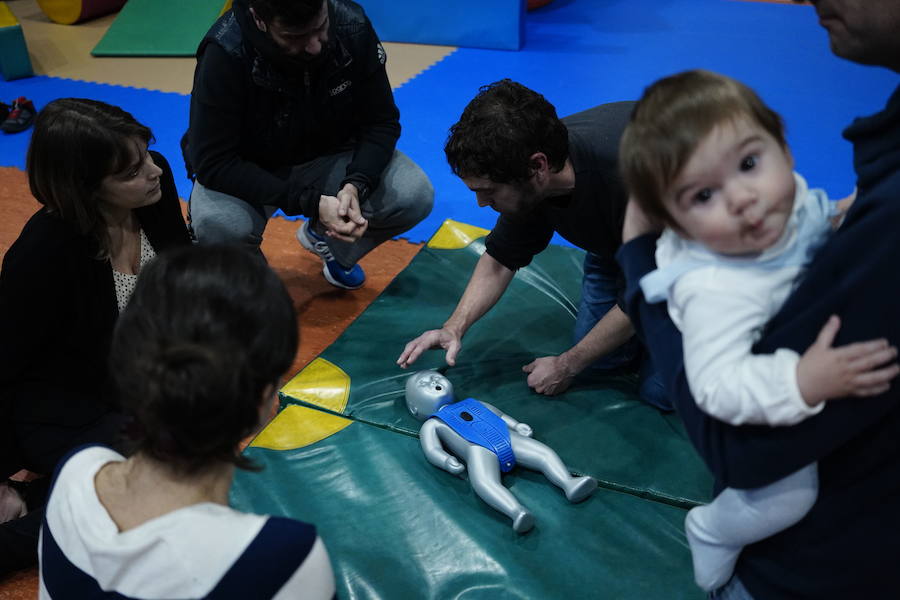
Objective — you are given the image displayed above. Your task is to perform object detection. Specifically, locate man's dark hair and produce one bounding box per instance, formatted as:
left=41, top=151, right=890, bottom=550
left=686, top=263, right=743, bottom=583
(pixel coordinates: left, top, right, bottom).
left=249, top=0, right=325, bottom=26
left=445, top=79, right=569, bottom=184
left=110, top=244, right=298, bottom=475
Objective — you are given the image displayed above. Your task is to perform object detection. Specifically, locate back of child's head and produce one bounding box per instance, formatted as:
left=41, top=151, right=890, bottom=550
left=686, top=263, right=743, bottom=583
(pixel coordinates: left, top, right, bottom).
left=110, top=244, right=298, bottom=474
left=619, top=69, right=787, bottom=228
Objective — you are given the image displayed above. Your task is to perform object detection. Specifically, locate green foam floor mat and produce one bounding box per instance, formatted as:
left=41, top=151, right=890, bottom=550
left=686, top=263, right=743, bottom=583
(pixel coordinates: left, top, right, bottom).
left=229, top=220, right=714, bottom=597
left=91, top=0, right=227, bottom=57
left=280, top=221, right=712, bottom=507
left=233, top=408, right=703, bottom=599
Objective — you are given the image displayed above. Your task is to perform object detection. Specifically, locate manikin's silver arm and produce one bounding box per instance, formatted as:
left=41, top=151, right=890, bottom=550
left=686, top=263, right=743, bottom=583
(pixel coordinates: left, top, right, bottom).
left=481, top=401, right=533, bottom=438
left=418, top=419, right=465, bottom=475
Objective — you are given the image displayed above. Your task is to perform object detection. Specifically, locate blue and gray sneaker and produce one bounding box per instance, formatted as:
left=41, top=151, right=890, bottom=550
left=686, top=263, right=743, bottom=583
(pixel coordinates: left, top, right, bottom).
left=297, top=221, right=366, bottom=289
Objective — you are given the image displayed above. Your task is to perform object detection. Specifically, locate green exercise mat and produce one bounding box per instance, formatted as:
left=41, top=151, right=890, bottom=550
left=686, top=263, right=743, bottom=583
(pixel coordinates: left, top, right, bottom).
left=232, top=404, right=703, bottom=600
left=280, top=220, right=713, bottom=507
left=91, top=0, right=228, bottom=57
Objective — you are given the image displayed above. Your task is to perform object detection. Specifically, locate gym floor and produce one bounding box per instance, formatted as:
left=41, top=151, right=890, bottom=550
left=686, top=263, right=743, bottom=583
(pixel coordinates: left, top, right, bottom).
left=0, top=0, right=895, bottom=596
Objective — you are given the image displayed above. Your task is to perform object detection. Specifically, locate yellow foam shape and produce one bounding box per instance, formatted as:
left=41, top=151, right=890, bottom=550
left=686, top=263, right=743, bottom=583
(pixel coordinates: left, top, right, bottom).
left=280, top=357, right=350, bottom=413
left=251, top=404, right=351, bottom=450
left=427, top=219, right=490, bottom=250
left=0, top=2, right=19, bottom=27
left=219, top=0, right=232, bottom=17
left=36, top=0, right=81, bottom=25
left=252, top=358, right=352, bottom=449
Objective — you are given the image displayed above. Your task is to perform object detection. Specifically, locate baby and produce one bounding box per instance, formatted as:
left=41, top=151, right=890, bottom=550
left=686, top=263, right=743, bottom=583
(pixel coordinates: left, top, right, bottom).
left=619, top=70, right=899, bottom=591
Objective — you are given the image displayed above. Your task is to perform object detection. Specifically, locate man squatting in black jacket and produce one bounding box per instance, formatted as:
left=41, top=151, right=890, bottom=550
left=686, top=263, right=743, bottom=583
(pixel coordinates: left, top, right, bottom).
left=183, top=0, right=433, bottom=289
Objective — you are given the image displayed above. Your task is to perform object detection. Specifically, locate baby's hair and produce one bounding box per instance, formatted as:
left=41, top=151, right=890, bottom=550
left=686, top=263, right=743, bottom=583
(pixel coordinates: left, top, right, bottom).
left=619, top=70, right=786, bottom=228
left=110, top=244, right=298, bottom=474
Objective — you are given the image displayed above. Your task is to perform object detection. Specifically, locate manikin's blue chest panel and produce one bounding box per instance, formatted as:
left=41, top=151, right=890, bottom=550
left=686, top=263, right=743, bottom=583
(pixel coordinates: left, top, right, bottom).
left=432, top=398, right=516, bottom=472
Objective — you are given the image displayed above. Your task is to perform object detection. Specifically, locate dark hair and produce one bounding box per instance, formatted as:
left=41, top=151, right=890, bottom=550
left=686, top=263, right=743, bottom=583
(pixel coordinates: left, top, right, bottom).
left=619, top=70, right=787, bottom=229
left=26, top=98, right=153, bottom=258
left=110, top=245, right=298, bottom=474
left=444, top=79, right=569, bottom=184
left=249, top=0, right=325, bottom=26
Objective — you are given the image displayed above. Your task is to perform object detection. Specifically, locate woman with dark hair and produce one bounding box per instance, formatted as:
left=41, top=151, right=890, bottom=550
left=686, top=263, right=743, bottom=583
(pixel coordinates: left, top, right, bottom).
left=0, top=98, right=191, bottom=575
left=39, top=245, right=335, bottom=599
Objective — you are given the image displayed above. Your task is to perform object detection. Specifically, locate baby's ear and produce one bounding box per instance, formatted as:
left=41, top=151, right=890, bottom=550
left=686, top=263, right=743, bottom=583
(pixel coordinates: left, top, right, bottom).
left=783, top=144, right=795, bottom=169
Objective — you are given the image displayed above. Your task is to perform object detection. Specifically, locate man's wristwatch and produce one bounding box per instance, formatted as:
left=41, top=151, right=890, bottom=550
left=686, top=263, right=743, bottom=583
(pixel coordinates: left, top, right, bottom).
left=340, top=178, right=370, bottom=201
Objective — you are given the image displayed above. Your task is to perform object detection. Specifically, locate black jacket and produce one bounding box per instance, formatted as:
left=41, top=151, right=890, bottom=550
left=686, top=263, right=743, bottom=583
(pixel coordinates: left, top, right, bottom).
left=183, top=0, right=400, bottom=223
left=0, top=152, right=191, bottom=432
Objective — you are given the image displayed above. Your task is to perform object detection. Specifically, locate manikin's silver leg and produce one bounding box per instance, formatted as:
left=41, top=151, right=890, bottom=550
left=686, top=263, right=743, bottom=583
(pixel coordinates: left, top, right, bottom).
left=511, top=434, right=597, bottom=502
left=465, top=446, right=534, bottom=533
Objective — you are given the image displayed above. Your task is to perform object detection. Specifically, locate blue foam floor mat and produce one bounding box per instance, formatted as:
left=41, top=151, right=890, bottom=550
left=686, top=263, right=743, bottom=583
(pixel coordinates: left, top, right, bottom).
left=2, top=0, right=896, bottom=245
left=0, top=77, right=194, bottom=200
left=392, top=0, right=898, bottom=244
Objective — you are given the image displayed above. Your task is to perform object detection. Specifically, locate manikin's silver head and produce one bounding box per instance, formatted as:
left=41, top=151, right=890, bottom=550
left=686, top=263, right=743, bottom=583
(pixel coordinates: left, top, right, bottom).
left=405, top=370, right=455, bottom=421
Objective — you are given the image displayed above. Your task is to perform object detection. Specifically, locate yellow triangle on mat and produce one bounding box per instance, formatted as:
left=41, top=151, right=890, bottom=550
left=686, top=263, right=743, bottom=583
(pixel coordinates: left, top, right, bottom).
left=251, top=404, right=351, bottom=450
left=427, top=219, right=490, bottom=250
left=251, top=358, right=353, bottom=450
left=280, top=357, right=350, bottom=413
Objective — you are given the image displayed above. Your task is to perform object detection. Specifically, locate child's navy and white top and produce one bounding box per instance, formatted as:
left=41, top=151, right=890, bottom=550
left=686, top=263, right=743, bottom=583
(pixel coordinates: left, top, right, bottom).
left=640, top=172, right=834, bottom=426
left=38, top=445, right=336, bottom=599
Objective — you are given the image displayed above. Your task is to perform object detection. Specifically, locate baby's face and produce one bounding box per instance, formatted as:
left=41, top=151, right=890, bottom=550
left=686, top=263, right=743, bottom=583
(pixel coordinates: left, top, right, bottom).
left=663, top=117, right=796, bottom=256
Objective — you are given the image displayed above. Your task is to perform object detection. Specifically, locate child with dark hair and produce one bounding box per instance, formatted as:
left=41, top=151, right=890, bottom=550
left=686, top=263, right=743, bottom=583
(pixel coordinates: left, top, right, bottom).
left=0, top=98, right=191, bottom=575
left=38, top=245, right=335, bottom=599
left=619, top=69, right=899, bottom=592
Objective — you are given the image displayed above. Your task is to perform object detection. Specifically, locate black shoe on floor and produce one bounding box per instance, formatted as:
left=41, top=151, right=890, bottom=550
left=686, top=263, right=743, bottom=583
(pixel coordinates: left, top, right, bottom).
left=2, top=97, right=36, bottom=134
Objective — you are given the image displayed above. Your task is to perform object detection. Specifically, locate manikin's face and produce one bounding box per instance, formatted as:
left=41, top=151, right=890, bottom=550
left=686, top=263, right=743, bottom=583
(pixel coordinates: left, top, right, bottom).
left=405, top=370, right=454, bottom=420
left=462, top=175, right=543, bottom=216
left=662, top=117, right=796, bottom=256
left=95, top=138, right=163, bottom=213
left=252, top=1, right=329, bottom=59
